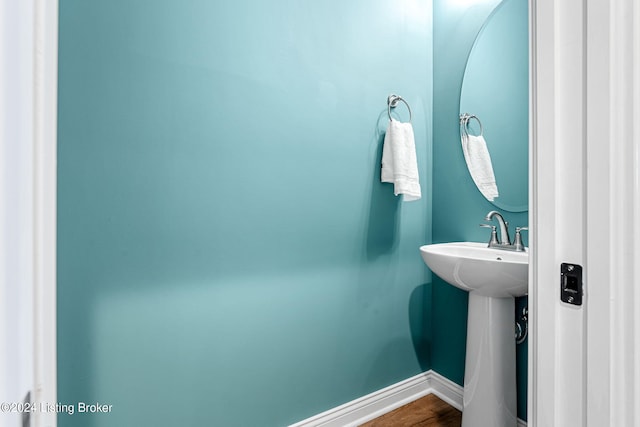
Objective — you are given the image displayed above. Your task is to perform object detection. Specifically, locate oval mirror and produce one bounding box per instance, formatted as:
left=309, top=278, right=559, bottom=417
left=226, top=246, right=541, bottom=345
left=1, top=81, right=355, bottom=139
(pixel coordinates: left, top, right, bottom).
left=460, top=0, right=529, bottom=212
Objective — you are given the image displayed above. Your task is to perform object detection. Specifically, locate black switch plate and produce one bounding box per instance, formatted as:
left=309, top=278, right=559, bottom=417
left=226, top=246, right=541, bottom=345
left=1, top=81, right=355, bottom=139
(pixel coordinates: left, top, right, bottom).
left=561, top=263, right=583, bottom=306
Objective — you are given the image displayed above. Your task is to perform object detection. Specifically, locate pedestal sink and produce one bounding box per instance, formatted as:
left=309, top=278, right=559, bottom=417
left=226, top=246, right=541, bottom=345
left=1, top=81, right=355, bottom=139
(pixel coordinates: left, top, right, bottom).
left=419, top=242, right=528, bottom=427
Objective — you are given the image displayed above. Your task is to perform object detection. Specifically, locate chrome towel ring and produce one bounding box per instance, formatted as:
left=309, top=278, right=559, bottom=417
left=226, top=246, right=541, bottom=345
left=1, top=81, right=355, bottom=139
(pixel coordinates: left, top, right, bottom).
left=460, top=113, right=484, bottom=137
left=387, top=94, right=412, bottom=122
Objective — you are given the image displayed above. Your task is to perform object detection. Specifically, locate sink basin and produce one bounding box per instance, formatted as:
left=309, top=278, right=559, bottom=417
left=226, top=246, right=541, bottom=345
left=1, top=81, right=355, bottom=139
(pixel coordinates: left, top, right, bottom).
left=419, top=242, right=528, bottom=297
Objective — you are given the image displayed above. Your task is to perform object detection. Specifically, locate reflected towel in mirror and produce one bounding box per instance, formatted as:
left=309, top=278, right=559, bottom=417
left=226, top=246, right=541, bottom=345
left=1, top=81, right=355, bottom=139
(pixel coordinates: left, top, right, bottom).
left=461, top=134, right=499, bottom=201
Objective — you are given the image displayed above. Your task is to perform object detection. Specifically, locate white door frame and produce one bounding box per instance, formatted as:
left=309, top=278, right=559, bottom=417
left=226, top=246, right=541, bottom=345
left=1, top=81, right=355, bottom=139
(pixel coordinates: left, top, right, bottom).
left=32, top=1, right=58, bottom=426
left=1, top=1, right=58, bottom=426
left=530, top=0, right=640, bottom=426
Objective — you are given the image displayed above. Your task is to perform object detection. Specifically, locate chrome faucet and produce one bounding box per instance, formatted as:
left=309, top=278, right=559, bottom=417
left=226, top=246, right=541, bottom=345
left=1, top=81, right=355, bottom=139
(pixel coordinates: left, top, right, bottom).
left=479, top=211, right=528, bottom=252
left=485, top=210, right=510, bottom=245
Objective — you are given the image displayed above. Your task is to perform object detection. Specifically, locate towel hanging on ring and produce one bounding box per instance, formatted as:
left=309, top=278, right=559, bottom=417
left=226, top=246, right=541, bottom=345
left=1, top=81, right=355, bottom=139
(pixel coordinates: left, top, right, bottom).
left=460, top=113, right=499, bottom=201
left=381, top=95, right=421, bottom=202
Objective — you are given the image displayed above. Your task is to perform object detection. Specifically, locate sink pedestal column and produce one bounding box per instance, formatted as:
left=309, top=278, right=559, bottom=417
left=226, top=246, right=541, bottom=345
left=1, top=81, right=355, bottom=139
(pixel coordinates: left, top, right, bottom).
left=461, top=292, right=517, bottom=427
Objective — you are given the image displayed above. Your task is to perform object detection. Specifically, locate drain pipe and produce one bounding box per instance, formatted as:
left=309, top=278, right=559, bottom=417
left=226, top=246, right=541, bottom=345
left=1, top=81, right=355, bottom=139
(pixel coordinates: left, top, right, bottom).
left=515, top=306, right=528, bottom=344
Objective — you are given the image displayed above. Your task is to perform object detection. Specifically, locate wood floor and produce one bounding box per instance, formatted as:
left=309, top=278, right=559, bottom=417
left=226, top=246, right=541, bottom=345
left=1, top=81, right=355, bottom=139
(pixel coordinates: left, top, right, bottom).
left=359, top=394, right=462, bottom=427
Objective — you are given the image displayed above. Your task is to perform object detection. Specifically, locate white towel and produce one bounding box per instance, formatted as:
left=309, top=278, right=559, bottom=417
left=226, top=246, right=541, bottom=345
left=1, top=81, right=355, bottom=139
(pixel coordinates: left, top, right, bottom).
left=461, top=134, right=499, bottom=201
left=381, top=119, right=421, bottom=201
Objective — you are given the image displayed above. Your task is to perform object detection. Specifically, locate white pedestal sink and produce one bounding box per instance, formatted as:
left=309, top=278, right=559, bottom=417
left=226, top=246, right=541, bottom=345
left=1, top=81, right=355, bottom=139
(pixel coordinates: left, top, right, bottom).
left=419, top=242, right=528, bottom=427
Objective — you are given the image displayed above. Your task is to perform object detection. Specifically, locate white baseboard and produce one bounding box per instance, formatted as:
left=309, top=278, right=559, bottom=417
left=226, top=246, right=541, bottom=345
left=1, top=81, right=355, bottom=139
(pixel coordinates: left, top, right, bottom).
left=289, top=370, right=527, bottom=427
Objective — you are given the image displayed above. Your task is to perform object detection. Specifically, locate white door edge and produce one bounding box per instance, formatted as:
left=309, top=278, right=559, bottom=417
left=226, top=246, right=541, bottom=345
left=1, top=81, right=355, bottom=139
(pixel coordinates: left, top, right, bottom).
left=32, top=1, right=58, bottom=426
left=531, top=0, right=640, bottom=426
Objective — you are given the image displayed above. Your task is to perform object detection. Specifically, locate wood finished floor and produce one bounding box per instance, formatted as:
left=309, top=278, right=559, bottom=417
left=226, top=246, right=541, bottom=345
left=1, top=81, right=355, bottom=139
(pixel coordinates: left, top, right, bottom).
left=359, top=394, right=462, bottom=427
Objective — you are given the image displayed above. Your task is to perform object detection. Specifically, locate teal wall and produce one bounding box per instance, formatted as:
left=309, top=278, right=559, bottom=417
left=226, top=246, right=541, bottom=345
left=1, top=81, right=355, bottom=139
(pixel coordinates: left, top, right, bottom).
left=57, top=1, right=433, bottom=426
left=58, top=0, right=531, bottom=424
left=432, top=0, right=528, bottom=420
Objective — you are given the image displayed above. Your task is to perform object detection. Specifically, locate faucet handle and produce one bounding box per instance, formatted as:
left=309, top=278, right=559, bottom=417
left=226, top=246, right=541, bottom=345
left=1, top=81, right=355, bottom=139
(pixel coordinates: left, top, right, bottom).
left=514, top=226, right=529, bottom=251
left=480, top=224, right=499, bottom=246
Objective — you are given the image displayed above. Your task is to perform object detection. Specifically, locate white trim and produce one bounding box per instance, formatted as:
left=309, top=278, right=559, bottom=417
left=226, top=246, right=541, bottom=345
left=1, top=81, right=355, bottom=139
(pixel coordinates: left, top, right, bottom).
left=527, top=1, right=538, bottom=424
left=427, top=370, right=464, bottom=411
left=586, top=0, right=640, bottom=426
left=0, top=2, right=37, bottom=425
left=289, top=371, right=527, bottom=427
left=532, top=0, right=640, bottom=426
left=288, top=372, right=431, bottom=427
left=32, top=1, right=57, bottom=426
left=530, top=0, right=589, bottom=425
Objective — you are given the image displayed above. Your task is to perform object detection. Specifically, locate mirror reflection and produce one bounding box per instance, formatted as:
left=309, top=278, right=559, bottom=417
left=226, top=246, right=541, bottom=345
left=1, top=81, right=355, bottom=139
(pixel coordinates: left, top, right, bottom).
left=460, top=0, right=529, bottom=212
